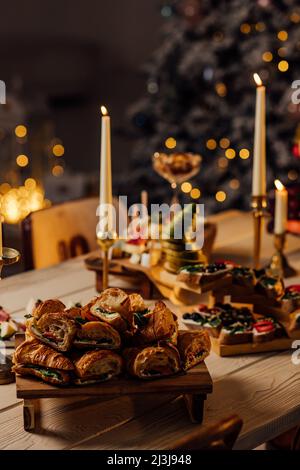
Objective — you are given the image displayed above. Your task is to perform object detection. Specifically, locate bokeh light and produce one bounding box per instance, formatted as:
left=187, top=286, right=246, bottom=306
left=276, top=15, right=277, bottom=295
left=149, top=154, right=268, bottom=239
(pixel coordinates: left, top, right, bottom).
left=225, top=148, right=236, bottom=159
left=278, top=60, right=289, bottom=72
left=15, top=125, right=27, bottom=138
left=181, top=182, right=192, bottom=193
left=165, top=137, right=176, bottom=149
left=239, top=148, right=250, bottom=159
left=262, top=51, right=273, bottom=62
left=52, top=144, right=65, bottom=157
left=219, top=138, right=230, bottom=149
left=16, top=154, right=29, bottom=167
left=190, top=188, right=201, bottom=199
left=206, top=138, right=217, bottom=150
left=215, top=191, right=227, bottom=202
left=277, top=30, right=288, bottom=41
left=52, top=165, right=64, bottom=177
left=240, top=23, right=251, bottom=34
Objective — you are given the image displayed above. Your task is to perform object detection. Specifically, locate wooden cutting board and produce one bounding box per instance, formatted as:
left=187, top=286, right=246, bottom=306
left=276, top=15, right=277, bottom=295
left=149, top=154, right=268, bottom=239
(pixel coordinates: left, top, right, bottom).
left=14, top=334, right=213, bottom=430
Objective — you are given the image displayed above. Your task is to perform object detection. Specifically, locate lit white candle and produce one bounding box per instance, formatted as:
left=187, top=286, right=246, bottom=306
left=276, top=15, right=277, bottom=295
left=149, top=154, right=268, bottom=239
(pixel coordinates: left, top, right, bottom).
left=252, top=73, right=266, bottom=196
left=274, top=180, right=288, bottom=234
left=99, top=106, right=113, bottom=233
left=100, top=106, right=112, bottom=206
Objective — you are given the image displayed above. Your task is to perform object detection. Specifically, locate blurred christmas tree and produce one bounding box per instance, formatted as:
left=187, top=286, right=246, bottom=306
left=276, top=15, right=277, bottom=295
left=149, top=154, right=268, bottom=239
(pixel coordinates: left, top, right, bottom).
left=122, top=0, right=300, bottom=213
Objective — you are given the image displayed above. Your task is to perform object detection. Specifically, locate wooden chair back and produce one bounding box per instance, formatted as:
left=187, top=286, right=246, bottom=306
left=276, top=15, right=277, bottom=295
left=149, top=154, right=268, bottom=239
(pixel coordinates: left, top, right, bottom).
left=171, top=415, right=243, bottom=450
left=22, top=197, right=99, bottom=270
left=22, top=197, right=128, bottom=270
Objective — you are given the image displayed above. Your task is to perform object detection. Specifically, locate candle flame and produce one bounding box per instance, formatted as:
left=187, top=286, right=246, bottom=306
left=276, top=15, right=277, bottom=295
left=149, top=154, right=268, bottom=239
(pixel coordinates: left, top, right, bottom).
left=253, top=73, right=263, bottom=86
left=101, top=106, right=108, bottom=116
left=274, top=179, right=285, bottom=191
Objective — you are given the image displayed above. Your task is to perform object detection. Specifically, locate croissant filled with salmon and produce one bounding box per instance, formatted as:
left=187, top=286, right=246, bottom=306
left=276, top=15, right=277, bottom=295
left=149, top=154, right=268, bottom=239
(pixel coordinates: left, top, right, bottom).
left=29, top=312, right=77, bottom=352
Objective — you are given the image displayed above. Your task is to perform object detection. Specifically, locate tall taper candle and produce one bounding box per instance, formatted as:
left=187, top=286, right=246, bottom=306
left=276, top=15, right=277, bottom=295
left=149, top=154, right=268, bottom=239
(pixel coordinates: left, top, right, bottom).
left=99, top=106, right=113, bottom=232
left=274, top=179, right=288, bottom=234
left=252, top=73, right=266, bottom=196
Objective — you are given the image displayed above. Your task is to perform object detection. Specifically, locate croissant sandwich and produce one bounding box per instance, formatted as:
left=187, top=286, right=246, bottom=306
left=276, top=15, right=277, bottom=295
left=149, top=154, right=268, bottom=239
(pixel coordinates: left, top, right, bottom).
left=74, top=321, right=121, bottom=349
left=73, top=349, right=123, bottom=385
left=123, top=342, right=181, bottom=379
left=32, top=299, right=66, bottom=321
left=90, top=288, right=132, bottom=332
left=177, top=330, right=211, bottom=370
left=29, top=312, right=77, bottom=352
left=13, top=340, right=74, bottom=385
left=134, top=300, right=178, bottom=345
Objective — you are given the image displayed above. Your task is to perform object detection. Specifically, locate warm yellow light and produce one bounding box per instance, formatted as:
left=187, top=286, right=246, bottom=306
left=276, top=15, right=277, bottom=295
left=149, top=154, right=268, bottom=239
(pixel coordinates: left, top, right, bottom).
left=206, top=138, right=217, bottom=150
left=239, top=148, right=250, bottom=159
left=165, top=137, right=176, bottom=149
left=278, top=60, right=289, bottom=72
left=101, top=106, right=108, bottom=116
left=253, top=73, right=263, bottom=87
left=52, top=144, right=65, bottom=157
left=225, top=148, right=236, bottom=159
left=16, top=154, right=29, bottom=167
left=0, top=184, right=46, bottom=223
left=277, top=30, right=288, bottom=41
left=15, top=125, right=27, bottom=138
left=290, top=12, right=300, bottom=23
left=52, top=165, right=64, bottom=177
left=229, top=179, right=240, bottom=190
left=215, top=191, right=226, bottom=202
left=190, top=188, right=201, bottom=199
left=181, top=182, right=192, bottom=193
left=278, top=47, right=287, bottom=57
left=219, top=138, right=230, bottom=149
left=0, top=183, right=11, bottom=194
left=171, top=182, right=177, bottom=189
left=288, top=169, right=298, bottom=181
left=218, top=157, right=228, bottom=169
left=240, top=23, right=251, bottom=34
left=255, top=22, right=265, bottom=32
left=25, top=178, right=36, bottom=190
left=262, top=51, right=273, bottom=62
left=274, top=179, right=285, bottom=191
left=215, top=82, right=227, bottom=97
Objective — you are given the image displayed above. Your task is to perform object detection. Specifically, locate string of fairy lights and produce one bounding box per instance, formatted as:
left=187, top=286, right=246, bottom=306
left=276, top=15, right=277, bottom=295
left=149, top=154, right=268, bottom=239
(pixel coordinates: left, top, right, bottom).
left=0, top=123, right=66, bottom=223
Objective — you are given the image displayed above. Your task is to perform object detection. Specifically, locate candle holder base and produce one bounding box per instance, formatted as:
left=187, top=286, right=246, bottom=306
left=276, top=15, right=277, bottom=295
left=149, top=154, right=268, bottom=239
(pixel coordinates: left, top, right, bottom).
left=266, top=234, right=297, bottom=279
left=251, top=195, right=268, bottom=270
left=0, top=247, right=21, bottom=279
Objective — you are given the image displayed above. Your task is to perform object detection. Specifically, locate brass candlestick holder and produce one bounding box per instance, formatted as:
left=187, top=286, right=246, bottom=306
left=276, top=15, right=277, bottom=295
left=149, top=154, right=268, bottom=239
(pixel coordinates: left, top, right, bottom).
left=97, top=231, right=118, bottom=290
left=267, top=233, right=297, bottom=279
left=251, top=195, right=267, bottom=269
left=0, top=247, right=20, bottom=279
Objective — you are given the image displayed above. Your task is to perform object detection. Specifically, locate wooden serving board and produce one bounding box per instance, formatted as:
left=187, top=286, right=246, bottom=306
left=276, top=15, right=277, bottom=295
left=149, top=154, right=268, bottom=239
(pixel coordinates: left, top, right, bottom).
left=210, top=336, right=295, bottom=357
left=14, top=334, right=213, bottom=431
left=179, top=305, right=300, bottom=357
left=85, top=255, right=176, bottom=300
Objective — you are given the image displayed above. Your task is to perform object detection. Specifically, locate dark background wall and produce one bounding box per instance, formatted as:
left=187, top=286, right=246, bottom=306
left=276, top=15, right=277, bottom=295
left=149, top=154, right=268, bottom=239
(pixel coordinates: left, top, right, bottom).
left=0, top=0, right=163, bottom=177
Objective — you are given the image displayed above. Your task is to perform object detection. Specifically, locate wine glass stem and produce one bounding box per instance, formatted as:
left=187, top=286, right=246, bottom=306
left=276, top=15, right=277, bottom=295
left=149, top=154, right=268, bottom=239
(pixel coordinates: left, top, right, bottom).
left=171, top=185, right=179, bottom=205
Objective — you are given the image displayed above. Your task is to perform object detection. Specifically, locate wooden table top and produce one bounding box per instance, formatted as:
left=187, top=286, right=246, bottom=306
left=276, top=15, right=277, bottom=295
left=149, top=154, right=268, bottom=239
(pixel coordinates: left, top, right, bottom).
left=0, top=210, right=300, bottom=450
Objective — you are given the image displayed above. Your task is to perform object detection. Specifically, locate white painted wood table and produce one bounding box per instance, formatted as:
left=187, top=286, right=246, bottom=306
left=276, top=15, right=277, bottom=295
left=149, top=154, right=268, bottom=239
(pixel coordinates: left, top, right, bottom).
left=0, top=210, right=300, bottom=450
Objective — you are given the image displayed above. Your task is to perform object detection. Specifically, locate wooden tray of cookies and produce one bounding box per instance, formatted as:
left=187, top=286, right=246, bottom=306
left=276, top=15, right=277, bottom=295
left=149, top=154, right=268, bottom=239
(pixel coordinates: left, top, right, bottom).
left=15, top=334, right=213, bottom=431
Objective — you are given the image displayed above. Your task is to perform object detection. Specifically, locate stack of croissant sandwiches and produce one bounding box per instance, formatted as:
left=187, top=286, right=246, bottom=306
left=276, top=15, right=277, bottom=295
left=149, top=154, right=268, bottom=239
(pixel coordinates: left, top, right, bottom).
left=13, top=288, right=211, bottom=386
